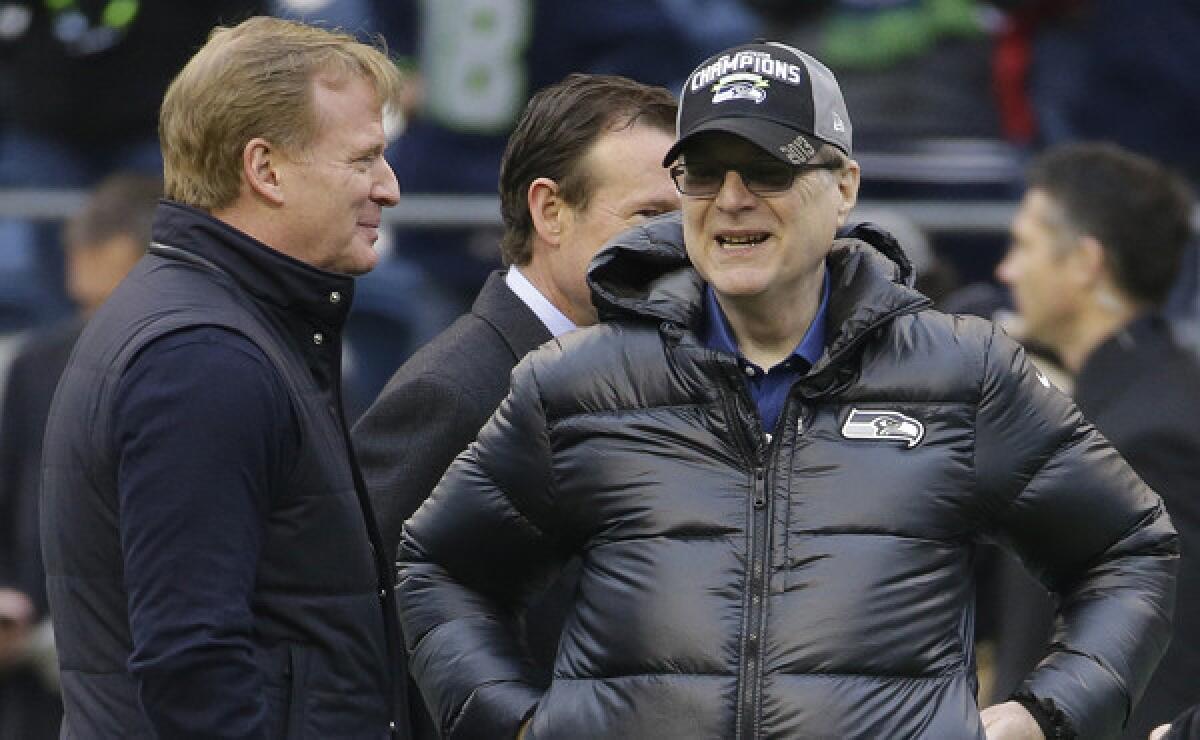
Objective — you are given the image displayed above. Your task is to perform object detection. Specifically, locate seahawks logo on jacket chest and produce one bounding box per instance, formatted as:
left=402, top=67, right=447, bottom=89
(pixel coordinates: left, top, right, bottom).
left=840, top=408, right=925, bottom=448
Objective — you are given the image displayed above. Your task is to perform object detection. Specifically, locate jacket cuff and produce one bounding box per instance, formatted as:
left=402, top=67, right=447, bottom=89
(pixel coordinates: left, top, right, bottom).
left=1013, top=691, right=1075, bottom=740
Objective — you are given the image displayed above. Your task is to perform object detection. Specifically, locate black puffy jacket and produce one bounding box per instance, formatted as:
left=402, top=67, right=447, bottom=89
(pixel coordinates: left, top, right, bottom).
left=397, top=216, right=1177, bottom=740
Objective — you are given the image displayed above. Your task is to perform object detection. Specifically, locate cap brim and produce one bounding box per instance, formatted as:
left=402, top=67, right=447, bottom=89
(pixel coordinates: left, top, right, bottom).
left=662, top=116, right=817, bottom=167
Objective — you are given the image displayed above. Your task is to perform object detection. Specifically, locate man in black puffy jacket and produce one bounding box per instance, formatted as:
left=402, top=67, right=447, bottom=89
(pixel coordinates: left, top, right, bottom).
left=396, top=41, right=1178, bottom=740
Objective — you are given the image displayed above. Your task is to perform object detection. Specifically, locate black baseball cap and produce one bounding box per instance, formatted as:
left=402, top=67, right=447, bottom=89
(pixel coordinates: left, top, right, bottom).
left=663, top=41, right=853, bottom=167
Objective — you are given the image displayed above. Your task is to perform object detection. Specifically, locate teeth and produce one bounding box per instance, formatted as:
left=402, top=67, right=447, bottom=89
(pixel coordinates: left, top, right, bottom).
left=718, top=234, right=767, bottom=246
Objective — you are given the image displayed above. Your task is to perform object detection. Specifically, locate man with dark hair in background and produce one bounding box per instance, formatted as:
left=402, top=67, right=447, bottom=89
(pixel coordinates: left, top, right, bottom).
left=369, top=0, right=755, bottom=308
left=993, top=142, right=1200, bottom=740
left=352, top=72, right=679, bottom=739
left=0, top=172, right=159, bottom=740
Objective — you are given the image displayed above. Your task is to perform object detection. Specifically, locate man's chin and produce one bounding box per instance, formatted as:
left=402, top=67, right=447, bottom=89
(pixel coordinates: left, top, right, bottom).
left=334, top=247, right=379, bottom=276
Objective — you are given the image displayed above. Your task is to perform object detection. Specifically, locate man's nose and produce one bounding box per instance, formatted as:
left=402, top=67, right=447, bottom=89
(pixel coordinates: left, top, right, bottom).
left=995, top=249, right=1017, bottom=285
left=714, top=169, right=757, bottom=211
left=373, top=158, right=400, bottom=206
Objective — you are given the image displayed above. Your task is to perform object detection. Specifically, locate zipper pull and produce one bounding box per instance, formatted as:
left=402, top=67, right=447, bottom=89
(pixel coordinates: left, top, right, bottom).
left=753, top=467, right=766, bottom=509
left=796, top=404, right=810, bottom=436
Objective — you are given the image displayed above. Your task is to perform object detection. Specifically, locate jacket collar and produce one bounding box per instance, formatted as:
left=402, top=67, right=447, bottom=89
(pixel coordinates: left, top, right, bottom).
left=588, top=213, right=931, bottom=375
left=150, top=200, right=357, bottom=331
left=471, top=270, right=554, bottom=360
left=1075, top=312, right=1175, bottom=417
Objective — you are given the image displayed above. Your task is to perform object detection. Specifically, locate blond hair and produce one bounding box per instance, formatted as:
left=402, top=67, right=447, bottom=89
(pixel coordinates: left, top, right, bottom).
left=159, top=16, right=402, bottom=210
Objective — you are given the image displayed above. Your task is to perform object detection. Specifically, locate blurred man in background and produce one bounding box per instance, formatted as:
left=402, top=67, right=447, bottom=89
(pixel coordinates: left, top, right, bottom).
left=992, top=141, right=1199, bottom=740
left=0, top=172, right=159, bottom=740
left=0, top=0, right=267, bottom=332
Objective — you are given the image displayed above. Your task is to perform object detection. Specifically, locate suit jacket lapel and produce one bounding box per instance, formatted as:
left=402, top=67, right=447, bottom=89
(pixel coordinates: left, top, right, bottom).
left=471, top=270, right=554, bottom=361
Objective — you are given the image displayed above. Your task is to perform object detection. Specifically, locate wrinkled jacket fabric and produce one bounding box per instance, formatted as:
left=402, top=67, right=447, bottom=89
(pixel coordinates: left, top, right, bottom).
left=397, top=215, right=1177, bottom=740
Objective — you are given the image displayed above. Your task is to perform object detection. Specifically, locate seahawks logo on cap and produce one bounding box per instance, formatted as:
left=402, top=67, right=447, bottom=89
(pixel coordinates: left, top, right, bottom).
left=840, top=408, right=925, bottom=448
left=711, top=73, right=769, bottom=104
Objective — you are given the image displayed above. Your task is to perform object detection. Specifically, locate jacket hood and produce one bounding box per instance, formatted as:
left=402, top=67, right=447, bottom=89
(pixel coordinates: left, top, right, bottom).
left=588, top=213, right=703, bottom=327
left=588, top=212, right=930, bottom=353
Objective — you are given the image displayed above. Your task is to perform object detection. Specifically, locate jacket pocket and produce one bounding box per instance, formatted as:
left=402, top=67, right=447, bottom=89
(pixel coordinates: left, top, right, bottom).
left=264, top=644, right=314, bottom=739
left=285, top=644, right=313, bottom=738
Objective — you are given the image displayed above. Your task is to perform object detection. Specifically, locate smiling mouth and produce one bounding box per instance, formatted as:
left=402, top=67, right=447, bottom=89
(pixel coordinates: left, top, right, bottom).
left=357, top=223, right=381, bottom=245
left=717, top=233, right=769, bottom=248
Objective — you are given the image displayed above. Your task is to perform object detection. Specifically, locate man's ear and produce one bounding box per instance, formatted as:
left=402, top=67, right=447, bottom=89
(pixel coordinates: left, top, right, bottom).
left=834, top=159, right=861, bottom=227
left=243, top=137, right=285, bottom=206
left=528, top=177, right=565, bottom=248
left=1073, top=234, right=1110, bottom=289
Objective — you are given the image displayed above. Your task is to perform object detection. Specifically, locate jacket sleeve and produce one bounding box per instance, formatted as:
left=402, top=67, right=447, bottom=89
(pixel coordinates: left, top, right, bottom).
left=975, top=324, right=1179, bottom=739
left=114, top=328, right=296, bottom=740
left=353, top=370, right=491, bottom=560
left=396, top=356, right=563, bottom=740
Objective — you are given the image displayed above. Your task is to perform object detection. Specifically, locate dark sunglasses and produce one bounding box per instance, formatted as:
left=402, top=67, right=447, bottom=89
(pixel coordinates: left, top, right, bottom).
left=669, top=159, right=841, bottom=197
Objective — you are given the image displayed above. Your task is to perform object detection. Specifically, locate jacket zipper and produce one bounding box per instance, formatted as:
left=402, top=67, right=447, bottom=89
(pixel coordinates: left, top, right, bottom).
left=729, top=385, right=815, bottom=740
left=722, top=383, right=776, bottom=740
left=740, top=459, right=771, bottom=740
left=331, top=351, right=406, bottom=733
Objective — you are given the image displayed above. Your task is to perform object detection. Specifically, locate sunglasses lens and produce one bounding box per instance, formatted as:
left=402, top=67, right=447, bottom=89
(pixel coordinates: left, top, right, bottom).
left=677, top=163, right=723, bottom=195
left=673, top=160, right=812, bottom=196
left=742, top=163, right=794, bottom=193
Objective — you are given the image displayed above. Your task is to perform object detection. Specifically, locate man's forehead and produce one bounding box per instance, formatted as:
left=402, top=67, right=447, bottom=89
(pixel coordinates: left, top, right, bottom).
left=584, top=124, right=674, bottom=184
left=1024, top=189, right=1074, bottom=232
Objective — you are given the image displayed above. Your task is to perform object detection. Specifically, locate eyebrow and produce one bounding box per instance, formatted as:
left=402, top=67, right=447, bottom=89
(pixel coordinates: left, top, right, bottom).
left=351, top=143, right=386, bottom=160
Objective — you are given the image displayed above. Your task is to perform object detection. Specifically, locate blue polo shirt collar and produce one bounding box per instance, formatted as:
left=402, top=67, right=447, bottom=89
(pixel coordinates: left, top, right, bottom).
left=701, top=267, right=830, bottom=435
left=703, top=267, right=830, bottom=370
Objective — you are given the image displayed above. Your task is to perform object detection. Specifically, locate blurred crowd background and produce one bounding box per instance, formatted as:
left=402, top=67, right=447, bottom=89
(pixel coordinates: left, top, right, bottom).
left=1, top=0, right=1197, bottom=411
left=1, top=0, right=1198, bottom=737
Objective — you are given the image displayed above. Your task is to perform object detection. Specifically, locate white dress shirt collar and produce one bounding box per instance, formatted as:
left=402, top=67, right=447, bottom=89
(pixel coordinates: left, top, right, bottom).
left=505, top=265, right=577, bottom=338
